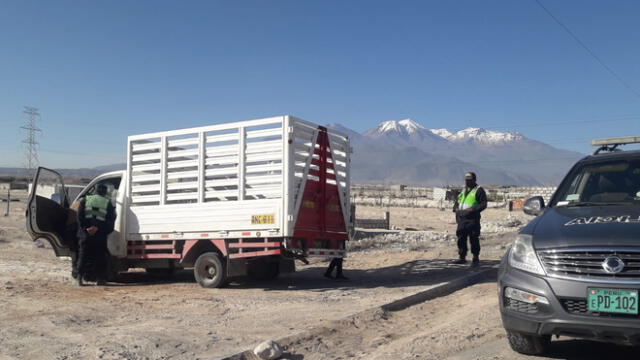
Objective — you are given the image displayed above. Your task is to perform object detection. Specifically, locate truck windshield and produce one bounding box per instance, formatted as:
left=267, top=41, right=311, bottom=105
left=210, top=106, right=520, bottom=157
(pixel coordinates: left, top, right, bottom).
left=553, top=159, right=640, bottom=207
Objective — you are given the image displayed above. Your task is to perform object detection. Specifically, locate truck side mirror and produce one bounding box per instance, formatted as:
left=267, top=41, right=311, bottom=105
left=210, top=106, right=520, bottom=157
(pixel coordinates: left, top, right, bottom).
left=523, top=196, right=545, bottom=216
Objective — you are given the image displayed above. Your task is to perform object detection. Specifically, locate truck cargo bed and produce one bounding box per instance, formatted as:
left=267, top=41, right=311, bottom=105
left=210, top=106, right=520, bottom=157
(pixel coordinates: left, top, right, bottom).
left=125, top=116, right=351, bottom=244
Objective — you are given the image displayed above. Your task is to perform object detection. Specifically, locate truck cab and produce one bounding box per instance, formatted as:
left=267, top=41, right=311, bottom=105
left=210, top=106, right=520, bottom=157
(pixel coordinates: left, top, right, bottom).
left=26, top=167, right=126, bottom=259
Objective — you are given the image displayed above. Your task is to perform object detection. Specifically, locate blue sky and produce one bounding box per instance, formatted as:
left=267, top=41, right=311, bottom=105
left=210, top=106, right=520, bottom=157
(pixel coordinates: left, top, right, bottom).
left=1, top=0, right=640, bottom=168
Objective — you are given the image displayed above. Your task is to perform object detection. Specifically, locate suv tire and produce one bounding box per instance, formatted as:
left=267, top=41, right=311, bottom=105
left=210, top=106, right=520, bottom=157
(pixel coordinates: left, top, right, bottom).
left=506, top=330, right=550, bottom=355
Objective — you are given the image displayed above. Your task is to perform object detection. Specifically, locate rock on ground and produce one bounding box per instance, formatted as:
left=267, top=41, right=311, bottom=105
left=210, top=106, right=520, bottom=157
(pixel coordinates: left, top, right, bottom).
left=253, top=340, right=283, bottom=359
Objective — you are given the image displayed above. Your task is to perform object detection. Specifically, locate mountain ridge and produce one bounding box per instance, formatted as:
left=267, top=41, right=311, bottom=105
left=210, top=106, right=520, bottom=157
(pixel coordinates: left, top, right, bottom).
left=328, top=119, right=584, bottom=186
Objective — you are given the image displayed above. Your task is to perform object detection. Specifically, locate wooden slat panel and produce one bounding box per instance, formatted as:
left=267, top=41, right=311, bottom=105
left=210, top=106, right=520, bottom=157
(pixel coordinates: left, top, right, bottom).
left=132, top=163, right=161, bottom=172
left=245, top=163, right=282, bottom=174
left=204, top=189, right=239, bottom=198
left=131, top=184, right=161, bottom=193
left=132, top=153, right=161, bottom=162
left=205, top=156, right=238, bottom=166
left=246, top=127, right=282, bottom=139
left=166, top=170, right=198, bottom=180
left=245, top=175, right=282, bottom=185
left=131, top=174, right=161, bottom=183
left=131, top=194, right=161, bottom=203
left=205, top=168, right=239, bottom=178
left=166, top=181, right=198, bottom=191
left=132, top=142, right=161, bottom=152
left=206, top=132, right=239, bottom=143
left=245, top=139, right=283, bottom=153
left=166, top=192, right=198, bottom=201
left=167, top=159, right=199, bottom=169
left=167, top=148, right=199, bottom=159
left=204, top=178, right=239, bottom=187
left=205, top=144, right=239, bottom=156
left=245, top=152, right=283, bottom=163
left=168, top=137, right=199, bottom=148
left=245, top=188, right=282, bottom=198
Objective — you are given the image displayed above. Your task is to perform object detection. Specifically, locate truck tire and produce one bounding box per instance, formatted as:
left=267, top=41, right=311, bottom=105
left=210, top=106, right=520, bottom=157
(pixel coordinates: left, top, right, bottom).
left=194, top=252, right=227, bottom=288
left=506, top=330, right=550, bottom=355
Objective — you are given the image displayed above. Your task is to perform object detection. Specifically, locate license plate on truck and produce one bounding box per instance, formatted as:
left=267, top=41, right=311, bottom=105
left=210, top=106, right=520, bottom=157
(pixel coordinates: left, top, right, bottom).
left=251, top=214, right=275, bottom=225
left=587, top=288, right=638, bottom=314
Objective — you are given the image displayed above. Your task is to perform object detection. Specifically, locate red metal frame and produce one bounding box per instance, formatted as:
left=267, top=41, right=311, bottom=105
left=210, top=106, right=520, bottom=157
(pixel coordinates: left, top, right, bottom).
left=292, top=126, right=348, bottom=252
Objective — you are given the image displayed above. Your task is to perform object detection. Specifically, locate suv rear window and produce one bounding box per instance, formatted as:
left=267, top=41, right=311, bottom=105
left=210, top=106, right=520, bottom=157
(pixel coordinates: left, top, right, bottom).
left=552, top=159, right=640, bottom=206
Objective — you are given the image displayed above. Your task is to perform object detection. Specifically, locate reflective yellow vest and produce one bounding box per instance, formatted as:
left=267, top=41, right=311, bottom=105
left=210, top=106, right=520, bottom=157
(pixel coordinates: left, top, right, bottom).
left=458, top=187, right=478, bottom=210
left=85, top=194, right=109, bottom=222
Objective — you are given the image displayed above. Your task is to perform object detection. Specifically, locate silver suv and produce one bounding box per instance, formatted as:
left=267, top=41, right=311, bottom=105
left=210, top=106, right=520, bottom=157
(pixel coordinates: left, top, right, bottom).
left=499, top=136, right=640, bottom=355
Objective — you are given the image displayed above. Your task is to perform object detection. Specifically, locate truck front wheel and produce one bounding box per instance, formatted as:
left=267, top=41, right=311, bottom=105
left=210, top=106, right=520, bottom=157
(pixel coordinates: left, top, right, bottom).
left=194, top=252, right=227, bottom=288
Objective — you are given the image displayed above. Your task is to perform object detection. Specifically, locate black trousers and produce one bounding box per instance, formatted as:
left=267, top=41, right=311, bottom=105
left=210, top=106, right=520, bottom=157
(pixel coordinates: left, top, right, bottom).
left=76, top=233, right=108, bottom=281
left=456, top=223, right=481, bottom=259
left=326, top=258, right=343, bottom=276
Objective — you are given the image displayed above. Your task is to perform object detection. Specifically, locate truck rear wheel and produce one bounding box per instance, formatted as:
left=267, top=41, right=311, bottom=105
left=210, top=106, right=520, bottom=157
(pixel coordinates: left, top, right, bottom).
left=194, top=252, right=227, bottom=288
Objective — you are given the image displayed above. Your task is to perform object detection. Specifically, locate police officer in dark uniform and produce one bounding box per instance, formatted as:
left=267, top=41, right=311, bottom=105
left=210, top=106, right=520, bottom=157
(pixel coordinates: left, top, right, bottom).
left=76, top=184, right=116, bottom=286
left=453, top=172, right=487, bottom=267
left=324, top=257, right=348, bottom=280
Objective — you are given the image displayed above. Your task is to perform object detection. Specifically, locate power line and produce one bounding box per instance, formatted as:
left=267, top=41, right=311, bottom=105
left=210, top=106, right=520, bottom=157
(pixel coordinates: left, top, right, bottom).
left=534, top=0, right=640, bottom=100
left=20, top=106, right=42, bottom=171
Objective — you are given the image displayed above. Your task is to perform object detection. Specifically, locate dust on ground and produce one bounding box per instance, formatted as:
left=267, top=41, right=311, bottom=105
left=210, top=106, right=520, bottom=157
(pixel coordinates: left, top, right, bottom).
left=2, top=194, right=626, bottom=360
left=279, top=282, right=640, bottom=360
left=0, top=192, right=514, bottom=360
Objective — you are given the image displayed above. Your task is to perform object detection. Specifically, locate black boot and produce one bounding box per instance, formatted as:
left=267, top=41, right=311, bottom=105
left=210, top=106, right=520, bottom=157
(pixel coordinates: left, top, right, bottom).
left=77, top=275, right=84, bottom=287
left=471, top=256, right=480, bottom=268
left=452, top=258, right=467, bottom=265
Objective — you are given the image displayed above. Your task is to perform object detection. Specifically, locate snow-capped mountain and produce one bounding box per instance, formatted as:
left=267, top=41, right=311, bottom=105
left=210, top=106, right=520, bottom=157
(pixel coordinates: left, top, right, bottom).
left=430, top=128, right=454, bottom=139
left=326, top=119, right=584, bottom=186
left=363, top=118, right=448, bottom=147
left=364, top=119, right=524, bottom=146
left=445, top=127, right=524, bottom=145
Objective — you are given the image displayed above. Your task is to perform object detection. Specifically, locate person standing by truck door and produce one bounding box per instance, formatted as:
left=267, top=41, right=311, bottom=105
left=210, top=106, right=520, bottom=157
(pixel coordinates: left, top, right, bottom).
left=76, top=184, right=115, bottom=286
left=452, top=172, right=487, bottom=267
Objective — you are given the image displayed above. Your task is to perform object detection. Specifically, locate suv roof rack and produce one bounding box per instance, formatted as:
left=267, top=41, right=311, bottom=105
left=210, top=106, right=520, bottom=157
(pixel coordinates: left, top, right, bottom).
left=591, top=136, right=640, bottom=155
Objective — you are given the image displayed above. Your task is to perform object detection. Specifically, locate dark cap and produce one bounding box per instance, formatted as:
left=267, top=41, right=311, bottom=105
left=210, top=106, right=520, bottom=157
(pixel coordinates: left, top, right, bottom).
left=464, top=172, right=476, bottom=180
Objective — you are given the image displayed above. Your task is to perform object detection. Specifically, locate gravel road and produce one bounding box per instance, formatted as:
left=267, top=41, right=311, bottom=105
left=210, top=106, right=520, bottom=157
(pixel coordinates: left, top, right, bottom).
left=2, top=195, right=637, bottom=359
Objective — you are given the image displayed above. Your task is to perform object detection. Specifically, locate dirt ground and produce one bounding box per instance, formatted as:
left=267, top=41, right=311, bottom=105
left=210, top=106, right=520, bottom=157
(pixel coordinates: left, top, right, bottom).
left=278, top=282, right=640, bottom=360
left=1, top=194, right=634, bottom=359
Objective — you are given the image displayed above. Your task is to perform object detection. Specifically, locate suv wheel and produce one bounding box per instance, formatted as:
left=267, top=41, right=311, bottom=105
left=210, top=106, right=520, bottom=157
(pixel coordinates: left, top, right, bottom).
left=506, top=330, right=550, bottom=355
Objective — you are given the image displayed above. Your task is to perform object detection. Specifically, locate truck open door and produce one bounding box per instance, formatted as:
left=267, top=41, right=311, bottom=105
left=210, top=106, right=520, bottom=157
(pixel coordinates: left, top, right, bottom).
left=26, top=167, right=74, bottom=257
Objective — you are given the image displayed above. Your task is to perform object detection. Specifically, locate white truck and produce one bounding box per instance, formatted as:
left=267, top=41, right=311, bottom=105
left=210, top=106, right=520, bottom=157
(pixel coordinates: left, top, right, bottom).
left=26, top=116, right=352, bottom=287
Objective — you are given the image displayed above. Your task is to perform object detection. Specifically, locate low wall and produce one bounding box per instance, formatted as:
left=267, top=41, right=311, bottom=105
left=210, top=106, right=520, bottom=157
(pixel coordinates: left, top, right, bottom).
left=351, top=184, right=557, bottom=209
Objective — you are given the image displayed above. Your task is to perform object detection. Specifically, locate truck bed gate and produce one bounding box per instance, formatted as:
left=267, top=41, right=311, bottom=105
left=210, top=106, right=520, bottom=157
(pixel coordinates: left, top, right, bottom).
left=293, top=126, right=348, bottom=253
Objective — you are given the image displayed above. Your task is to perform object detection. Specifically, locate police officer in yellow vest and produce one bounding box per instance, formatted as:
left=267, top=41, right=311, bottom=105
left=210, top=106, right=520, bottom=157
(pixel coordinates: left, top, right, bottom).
left=76, top=184, right=116, bottom=286
left=453, top=172, right=487, bottom=267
